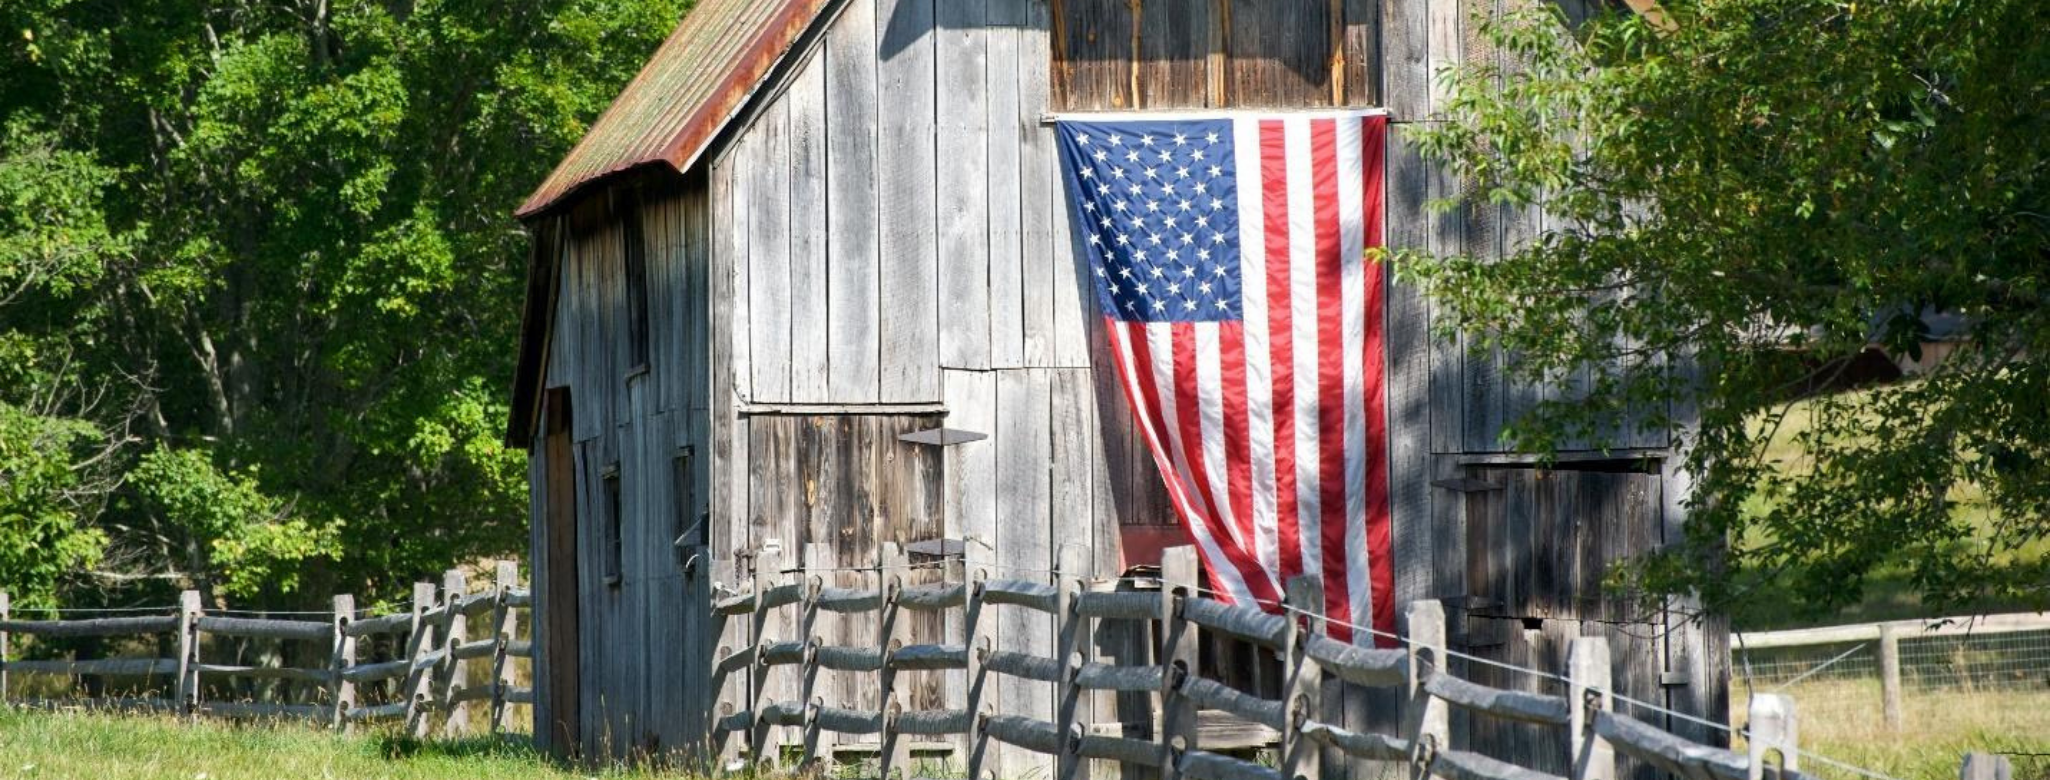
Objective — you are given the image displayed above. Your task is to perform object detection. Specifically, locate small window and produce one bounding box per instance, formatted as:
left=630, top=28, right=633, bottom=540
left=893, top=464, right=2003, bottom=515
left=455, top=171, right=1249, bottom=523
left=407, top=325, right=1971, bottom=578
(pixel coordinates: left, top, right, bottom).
left=602, top=464, right=622, bottom=587
left=622, top=195, right=651, bottom=372
left=673, top=446, right=704, bottom=565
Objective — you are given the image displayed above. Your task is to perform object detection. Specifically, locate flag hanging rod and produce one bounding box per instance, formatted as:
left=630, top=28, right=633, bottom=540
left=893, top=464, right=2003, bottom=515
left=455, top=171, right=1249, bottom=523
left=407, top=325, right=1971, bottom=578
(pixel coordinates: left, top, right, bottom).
left=1039, top=107, right=1390, bottom=126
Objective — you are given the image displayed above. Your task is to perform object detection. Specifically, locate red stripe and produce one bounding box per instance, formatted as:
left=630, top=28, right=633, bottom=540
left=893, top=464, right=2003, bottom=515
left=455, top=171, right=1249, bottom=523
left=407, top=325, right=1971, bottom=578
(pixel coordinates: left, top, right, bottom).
left=1259, top=120, right=1303, bottom=581
left=1219, top=323, right=1256, bottom=553
left=1129, top=321, right=1277, bottom=608
left=1309, top=119, right=1356, bottom=641
left=1361, top=117, right=1397, bottom=645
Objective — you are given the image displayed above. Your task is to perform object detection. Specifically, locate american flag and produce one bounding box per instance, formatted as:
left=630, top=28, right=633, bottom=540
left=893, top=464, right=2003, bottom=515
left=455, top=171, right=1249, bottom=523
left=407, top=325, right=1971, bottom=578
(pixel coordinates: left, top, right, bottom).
left=1056, top=112, right=1393, bottom=645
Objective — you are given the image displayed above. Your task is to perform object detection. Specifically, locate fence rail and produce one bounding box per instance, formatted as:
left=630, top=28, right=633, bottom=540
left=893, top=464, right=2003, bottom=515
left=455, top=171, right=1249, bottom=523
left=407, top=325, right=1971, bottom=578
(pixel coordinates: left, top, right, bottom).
left=710, top=544, right=1820, bottom=780
left=0, top=561, right=532, bottom=737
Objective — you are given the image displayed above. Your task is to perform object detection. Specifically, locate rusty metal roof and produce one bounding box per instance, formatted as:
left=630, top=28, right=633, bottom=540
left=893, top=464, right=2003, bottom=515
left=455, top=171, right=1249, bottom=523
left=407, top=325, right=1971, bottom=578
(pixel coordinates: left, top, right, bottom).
left=515, top=0, right=832, bottom=218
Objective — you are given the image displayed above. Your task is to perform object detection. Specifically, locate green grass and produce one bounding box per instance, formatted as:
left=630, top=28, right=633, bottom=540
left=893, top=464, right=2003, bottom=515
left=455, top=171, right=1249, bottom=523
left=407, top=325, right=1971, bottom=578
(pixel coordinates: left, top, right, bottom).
left=1735, top=682, right=2050, bottom=780
left=0, top=709, right=697, bottom=780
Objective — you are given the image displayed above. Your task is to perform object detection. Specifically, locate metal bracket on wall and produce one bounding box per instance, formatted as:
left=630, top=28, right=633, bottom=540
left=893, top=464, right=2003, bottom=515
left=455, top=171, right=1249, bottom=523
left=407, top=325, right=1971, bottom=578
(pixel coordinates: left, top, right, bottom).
left=897, top=428, right=988, bottom=447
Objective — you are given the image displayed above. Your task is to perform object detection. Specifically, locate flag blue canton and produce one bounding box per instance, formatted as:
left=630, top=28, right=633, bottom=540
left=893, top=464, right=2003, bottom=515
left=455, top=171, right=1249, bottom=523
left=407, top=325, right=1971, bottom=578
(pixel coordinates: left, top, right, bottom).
left=1057, top=119, right=1243, bottom=323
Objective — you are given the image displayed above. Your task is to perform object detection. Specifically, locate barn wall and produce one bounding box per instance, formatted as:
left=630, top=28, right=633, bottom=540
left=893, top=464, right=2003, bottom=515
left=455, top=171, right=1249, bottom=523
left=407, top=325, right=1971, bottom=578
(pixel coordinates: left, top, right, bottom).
left=528, top=177, right=715, bottom=761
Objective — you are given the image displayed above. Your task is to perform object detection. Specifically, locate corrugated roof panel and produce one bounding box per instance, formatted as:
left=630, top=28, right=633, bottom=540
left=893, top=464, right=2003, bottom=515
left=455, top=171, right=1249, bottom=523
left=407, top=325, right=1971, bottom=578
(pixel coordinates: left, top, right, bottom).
left=515, top=0, right=832, bottom=218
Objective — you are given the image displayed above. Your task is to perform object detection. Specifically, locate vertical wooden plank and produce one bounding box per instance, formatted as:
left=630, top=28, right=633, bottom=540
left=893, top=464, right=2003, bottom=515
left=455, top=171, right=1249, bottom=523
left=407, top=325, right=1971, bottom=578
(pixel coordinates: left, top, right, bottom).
left=788, top=56, right=832, bottom=403
left=1343, top=0, right=1380, bottom=106
left=1053, top=544, right=1091, bottom=780
left=329, top=595, right=354, bottom=730
left=405, top=582, right=437, bottom=738
left=938, top=0, right=992, bottom=371
left=1019, top=2, right=1059, bottom=369
left=1054, top=0, right=1135, bottom=110
left=748, top=100, right=794, bottom=402
left=944, top=368, right=998, bottom=770
left=1133, top=2, right=1206, bottom=109
left=490, top=562, right=520, bottom=734
left=987, top=24, right=1026, bottom=374
left=1283, top=577, right=1326, bottom=780
left=828, top=0, right=883, bottom=403
left=1385, top=124, right=1435, bottom=610
left=878, top=543, right=912, bottom=780
left=995, top=369, right=1053, bottom=775
left=1227, top=0, right=1334, bottom=107
left=876, top=0, right=941, bottom=402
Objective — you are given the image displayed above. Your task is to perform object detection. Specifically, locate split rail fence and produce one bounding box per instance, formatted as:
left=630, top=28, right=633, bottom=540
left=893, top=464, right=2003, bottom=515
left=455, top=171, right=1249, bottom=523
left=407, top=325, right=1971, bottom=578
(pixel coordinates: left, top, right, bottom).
left=708, top=545, right=1814, bottom=780
left=0, top=562, right=533, bottom=737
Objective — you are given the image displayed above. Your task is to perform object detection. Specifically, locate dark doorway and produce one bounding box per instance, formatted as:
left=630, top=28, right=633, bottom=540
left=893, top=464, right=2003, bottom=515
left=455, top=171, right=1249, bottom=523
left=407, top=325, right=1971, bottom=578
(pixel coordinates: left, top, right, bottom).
left=541, top=388, right=582, bottom=755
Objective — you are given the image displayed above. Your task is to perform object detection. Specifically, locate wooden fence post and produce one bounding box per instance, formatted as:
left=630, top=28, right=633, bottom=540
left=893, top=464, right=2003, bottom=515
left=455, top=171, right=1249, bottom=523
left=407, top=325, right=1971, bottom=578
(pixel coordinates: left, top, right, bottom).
left=439, top=569, right=470, bottom=738
left=1567, top=636, right=1614, bottom=780
left=404, top=581, right=437, bottom=738
left=1054, top=544, right=1091, bottom=780
left=965, top=560, right=994, bottom=780
left=1745, top=693, right=1799, bottom=780
left=710, top=556, right=747, bottom=770
left=1960, top=753, right=2014, bottom=780
left=489, top=560, right=519, bottom=734
left=748, top=546, right=785, bottom=768
left=331, top=594, right=356, bottom=730
left=1282, top=576, right=1325, bottom=780
left=1161, top=546, right=1201, bottom=780
left=798, top=542, right=828, bottom=769
left=1, top=591, right=10, bottom=708
left=878, top=543, right=910, bottom=780
left=1878, top=624, right=1903, bottom=731
left=175, top=590, right=202, bottom=720
left=1400, top=600, right=1447, bottom=780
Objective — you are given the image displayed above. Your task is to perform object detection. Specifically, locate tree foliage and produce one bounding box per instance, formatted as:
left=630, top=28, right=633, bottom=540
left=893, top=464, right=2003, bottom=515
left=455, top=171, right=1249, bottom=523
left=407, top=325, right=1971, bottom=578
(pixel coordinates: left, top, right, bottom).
left=1405, top=0, right=2047, bottom=617
left=0, top=0, right=690, bottom=607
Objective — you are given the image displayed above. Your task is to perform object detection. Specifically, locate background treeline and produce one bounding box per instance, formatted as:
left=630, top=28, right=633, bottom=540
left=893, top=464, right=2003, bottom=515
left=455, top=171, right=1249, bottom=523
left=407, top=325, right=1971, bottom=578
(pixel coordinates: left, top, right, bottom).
left=0, top=0, right=691, bottom=612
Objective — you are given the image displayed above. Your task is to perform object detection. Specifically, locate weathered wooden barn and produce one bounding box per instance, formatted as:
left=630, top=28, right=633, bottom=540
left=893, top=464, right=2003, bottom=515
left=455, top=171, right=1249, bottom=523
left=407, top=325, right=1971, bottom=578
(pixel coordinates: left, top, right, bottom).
left=505, top=0, right=1728, bottom=771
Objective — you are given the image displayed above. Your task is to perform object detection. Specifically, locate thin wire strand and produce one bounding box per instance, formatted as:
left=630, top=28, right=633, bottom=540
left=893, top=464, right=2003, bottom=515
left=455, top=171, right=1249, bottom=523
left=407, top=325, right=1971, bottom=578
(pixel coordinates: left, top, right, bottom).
left=1769, top=641, right=1869, bottom=693
left=7, top=605, right=177, bottom=615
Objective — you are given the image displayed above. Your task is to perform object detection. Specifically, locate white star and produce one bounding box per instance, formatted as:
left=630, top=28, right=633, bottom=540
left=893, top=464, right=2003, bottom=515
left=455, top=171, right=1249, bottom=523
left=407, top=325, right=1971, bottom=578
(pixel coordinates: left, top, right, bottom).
left=1080, top=167, right=1095, bottom=180
left=1167, top=282, right=1182, bottom=295
left=1181, top=233, right=1195, bottom=245
left=1150, top=202, right=1165, bottom=214
left=1113, top=200, right=1128, bottom=212
left=1177, top=167, right=1191, bottom=179
left=1198, top=281, right=1213, bottom=295
left=1195, top=214, right=1210, bottom=228
left=1115, top=231, right=1130, bottom=245
left=1182, top=265, right=1197, bottom=278
left=1097, top=215, right=1111, bottom=227
left=1083, top=201, right=1096, bottom=212
left=1194, top=181, right=1209, bottom=195
left=1198, top=248, right=1213, bottom=261
left=1212, top=232, right=1227, bottom=244
left=1108, top=134, right=1123, bottom=146
left=1118, top=267, right=1133, bottom=279
left=1148, top=232, right=1164, bottom=245
left=1166, top=248, right=1181, bottom=261
left=1078, top=134, right=1091, bottom=145
left=1128, top=183, right=1143, bottom=195
left=1192, top=149, right=1206, bottom=161
left=1108, top=282, right=1120, bottom=294
left=1110, top=167, right=1126, bottom=179
left=1143, top=167, right=1158, bottom=180
left=1149, top=267, right=1165, bottom=279
left=1205, top=131, right=1221, bottom=144
left=1140, top=134, right=1156, bottom=147
left=1153, top=300, right=1168, bottom=312
left=1088, top=234, right=1102, bottom=246
left=1125, top=150, right=1141, bottom=163
left=1208, top=165, right=1224, bottom=178
left=1183, top=299, right=1198, bottom=311
left=1157, top=150, right=1173, bottom=163
left=1173, top=133, right=1189, bottom=146
left=1213, top=264, right=1228, bottom=277
left=1125, top=300, right=1138, bottom=311
left=1096, top=183, right=1111, bottom=196
left=1163, top=215, right=1180, bottom=229
left=1179, top=199, right=1194, bottom=212
left=1210, top=198, right=1225, bottom=210
left=1094, top=149, right=1109, bottom=162
left=1136, top=282, right=1150, bottom=295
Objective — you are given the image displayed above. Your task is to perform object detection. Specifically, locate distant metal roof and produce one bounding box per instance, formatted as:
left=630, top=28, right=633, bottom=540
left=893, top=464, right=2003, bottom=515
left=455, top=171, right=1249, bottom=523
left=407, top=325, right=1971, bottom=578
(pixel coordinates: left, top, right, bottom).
left=514, top=0, right=833, bottom=219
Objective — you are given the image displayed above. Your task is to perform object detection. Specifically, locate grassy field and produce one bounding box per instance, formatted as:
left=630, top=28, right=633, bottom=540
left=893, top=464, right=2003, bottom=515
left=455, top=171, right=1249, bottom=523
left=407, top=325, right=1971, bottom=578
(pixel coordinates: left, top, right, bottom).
left=1735, top=682, right=2050, bottom=780
left=0, top=709, right=691, bottom=780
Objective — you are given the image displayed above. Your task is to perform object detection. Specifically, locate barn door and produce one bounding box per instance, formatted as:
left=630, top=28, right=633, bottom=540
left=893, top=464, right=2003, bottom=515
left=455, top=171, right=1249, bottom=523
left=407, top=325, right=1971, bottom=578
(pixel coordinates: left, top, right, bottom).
left=746, top=415, right=946, bottom=755
left=540, top=389, right=582, bottom=755
left=1455, top=465, right=1667, bottom=778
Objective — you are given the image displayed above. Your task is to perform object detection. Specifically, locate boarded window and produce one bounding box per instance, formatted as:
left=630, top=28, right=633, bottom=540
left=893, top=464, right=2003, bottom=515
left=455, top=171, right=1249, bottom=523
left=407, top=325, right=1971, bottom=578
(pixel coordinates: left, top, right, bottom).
left=1051, top=0, right=1377, bottom=111
left=602, top=464, right=623, bottom=587
left=622, top=195, right=651, bottom=371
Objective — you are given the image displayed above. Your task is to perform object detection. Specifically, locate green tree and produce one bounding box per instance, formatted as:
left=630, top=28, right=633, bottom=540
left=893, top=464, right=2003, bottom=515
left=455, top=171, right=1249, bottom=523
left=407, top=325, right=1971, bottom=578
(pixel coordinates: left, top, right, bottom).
left=0, top=0, right=691, bottom=608
left=1405, top=0, right=2047, bottom=618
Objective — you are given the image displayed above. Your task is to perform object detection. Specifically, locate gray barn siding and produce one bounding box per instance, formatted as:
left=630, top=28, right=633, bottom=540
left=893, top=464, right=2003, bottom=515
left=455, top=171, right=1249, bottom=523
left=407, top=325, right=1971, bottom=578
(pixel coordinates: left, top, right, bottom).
left=523, top=0, right=1721, bottom=767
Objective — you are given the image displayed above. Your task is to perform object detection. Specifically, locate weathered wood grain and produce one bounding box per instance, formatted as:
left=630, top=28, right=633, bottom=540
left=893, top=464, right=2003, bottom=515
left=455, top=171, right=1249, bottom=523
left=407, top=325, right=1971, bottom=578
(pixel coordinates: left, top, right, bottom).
left=875, top=0, right=940, bottom=402
left=827, top=0, right=882, bottom=403
left=937, top=0, right=992, bottom=371
left=787, top=57, right=831, bottom=403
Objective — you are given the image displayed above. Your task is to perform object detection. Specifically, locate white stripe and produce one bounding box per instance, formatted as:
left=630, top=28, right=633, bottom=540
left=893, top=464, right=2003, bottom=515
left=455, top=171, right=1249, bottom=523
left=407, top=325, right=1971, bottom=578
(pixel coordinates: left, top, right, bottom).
left=1335, top=116, right=1372, bottom=640
left=1108, top=322, right=1252, bottom=604
left=1194, top=324, right=1245, bottom=549
left=1284, top=118, right=1324, bottom=586
left=1232, top=118, right=1280, bottom=580
left=1146, top=324, right=1231, bottom=591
